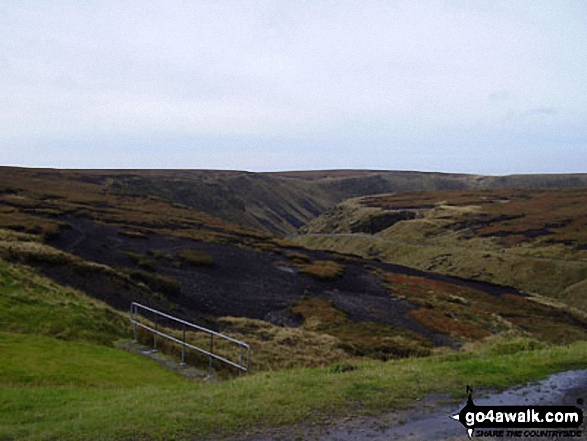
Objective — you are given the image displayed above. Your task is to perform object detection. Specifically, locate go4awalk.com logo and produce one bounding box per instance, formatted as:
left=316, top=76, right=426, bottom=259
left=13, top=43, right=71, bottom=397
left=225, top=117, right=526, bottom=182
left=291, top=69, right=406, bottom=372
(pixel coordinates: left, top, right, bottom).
left=451, top=386, right=584, bottom=439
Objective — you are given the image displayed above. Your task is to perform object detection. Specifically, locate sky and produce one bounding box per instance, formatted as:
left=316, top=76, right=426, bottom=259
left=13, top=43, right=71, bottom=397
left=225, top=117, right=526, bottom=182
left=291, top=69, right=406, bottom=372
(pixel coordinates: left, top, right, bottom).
left=1, top=0, right=586, bottom=174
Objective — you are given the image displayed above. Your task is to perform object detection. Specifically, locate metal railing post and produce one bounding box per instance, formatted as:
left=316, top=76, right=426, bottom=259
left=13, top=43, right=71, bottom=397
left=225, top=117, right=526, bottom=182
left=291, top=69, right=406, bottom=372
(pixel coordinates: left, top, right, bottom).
left=181, top=324, right=186, bottom=366
left=208, top=334, right=214, bottom=376
left=131, top=303, right=137, bottom=343
left=153, top=314, right=158, bottom=352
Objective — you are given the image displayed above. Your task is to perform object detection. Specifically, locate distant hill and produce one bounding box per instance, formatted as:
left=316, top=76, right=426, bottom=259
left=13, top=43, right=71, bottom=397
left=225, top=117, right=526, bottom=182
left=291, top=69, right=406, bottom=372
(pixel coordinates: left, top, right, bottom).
left=3, top=167, right=585, bottom=235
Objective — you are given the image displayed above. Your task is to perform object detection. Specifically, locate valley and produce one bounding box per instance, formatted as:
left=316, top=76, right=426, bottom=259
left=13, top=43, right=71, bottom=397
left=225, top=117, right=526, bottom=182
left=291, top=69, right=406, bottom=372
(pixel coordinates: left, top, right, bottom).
left=1, top=166, right=587, bottom=440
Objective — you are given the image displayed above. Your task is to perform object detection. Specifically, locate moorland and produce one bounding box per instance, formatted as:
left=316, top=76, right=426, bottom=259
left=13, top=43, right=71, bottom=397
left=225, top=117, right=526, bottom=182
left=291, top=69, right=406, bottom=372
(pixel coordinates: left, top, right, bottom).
left=1, top=166, right=586, bottom=440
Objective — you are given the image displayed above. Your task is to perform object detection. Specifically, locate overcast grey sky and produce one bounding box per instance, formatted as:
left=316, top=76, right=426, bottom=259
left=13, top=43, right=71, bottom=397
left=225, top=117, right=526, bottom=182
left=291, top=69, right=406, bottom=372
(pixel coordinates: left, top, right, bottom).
left=1, top=0, right=586, bottom=173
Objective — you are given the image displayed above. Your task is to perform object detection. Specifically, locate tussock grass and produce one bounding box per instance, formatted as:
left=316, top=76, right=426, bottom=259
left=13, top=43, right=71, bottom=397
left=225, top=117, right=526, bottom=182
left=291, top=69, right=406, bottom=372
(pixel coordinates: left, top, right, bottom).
left=0, top=238, right=125, bottom=281
left=460, top=331, right=546, bottom=356
left=218, top=316, right=348, bottom=371
left=292, top=298, right=433, bottom=359
left=146, top=249, right=173, bottom=262
left=117, top=230, right=147, bottom=239
left=299, top=260, right=345, bottom=280
left=1, top=229, right=586, bottom=440
left=563, top=278, right=587, bottom=312
left=295, top=233, right=587, bottom=312
left=127, top=270, right=181, bottom=297
left=2, top=171, right=587, bottom=438
left=0, top=168, right=269, bottom=256
left=119, top=250, right=156, bottom=271
left=0, top=239, right=74, bottom=265
left=130, top=299, right=433, bottom=373
left=130, top=315, right=349, bottom=372
left=0, top=229, right=40, bottom=243
left=0, top=232, right=175, bottom=306
left=272, top=238, right=303, bottom=248
left=383, top=271, right=587, bottom=344
left=176, top=249, right=215, bottom=266
left=284, top=251, right=311, bottom=263
left=0, top=212, right=64, bottom=239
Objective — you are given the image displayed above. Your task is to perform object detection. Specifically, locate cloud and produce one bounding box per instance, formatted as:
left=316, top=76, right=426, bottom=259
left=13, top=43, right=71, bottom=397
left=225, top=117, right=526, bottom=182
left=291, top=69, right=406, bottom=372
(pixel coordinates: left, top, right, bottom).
left=0, top=0, right=586, bottom=173
left=497, top=107, right=558, bottom=126
left=488, top=90, right=511, bottom=102
left=519, top=108, right=558, bottom=119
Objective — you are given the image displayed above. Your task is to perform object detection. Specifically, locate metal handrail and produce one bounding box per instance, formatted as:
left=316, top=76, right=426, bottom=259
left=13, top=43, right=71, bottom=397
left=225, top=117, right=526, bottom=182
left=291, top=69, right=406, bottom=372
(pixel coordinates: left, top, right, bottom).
left=129, top=302, right=250, bottom=374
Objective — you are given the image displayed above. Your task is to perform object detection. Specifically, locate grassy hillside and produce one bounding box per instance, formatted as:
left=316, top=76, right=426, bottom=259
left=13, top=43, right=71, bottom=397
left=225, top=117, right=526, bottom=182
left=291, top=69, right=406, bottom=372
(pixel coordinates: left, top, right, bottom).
left=0, top=332, right=184, bottom=389
left=0, top=258, right=129, bottom=346
left=296, top=188, right=587, bottom=313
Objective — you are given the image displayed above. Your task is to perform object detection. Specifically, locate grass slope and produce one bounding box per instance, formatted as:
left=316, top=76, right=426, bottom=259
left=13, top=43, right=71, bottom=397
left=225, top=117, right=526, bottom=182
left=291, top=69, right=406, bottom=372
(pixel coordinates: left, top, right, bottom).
left=0, top=332, right=184, bottom=389
left=0, top=258, right=129, bottom=346
left=1, top=335, right=586, bottom=440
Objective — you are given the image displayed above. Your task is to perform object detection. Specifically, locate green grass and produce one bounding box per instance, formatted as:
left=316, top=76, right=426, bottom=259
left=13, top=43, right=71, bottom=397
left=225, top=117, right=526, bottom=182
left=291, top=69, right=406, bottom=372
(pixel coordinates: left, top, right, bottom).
left=1, top=336, right=585, bottom=440
left=0, top=332, right=184, bottom=389
left=0, top=259, right=129, bottom=346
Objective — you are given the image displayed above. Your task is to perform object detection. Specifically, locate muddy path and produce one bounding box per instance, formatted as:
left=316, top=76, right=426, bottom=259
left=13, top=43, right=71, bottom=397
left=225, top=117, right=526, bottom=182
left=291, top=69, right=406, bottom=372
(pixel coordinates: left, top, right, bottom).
left=241, top=369, right=586, bottom=441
